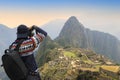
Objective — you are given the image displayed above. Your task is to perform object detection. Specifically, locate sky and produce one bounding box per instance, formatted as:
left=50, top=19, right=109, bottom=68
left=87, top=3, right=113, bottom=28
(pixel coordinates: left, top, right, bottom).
left=0, top=0, right=120, bottom=39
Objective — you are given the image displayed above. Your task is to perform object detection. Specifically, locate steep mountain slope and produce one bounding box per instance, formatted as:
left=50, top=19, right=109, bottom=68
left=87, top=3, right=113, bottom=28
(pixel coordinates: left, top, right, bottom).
left=41, top=19, right=65, bottom=39
left=0, top=24, right=16, bottom=64
left=55, top=16, right=120, bottom=63
left=0, top=24, right=16, bottom=54
left=36, top=36, right=60, bottom=67
left=56, top=16, right=87, bottom=48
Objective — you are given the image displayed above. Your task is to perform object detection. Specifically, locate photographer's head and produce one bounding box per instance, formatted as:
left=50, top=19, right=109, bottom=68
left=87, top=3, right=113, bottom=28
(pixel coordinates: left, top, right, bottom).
left=17, top=24, right=29, bottom=39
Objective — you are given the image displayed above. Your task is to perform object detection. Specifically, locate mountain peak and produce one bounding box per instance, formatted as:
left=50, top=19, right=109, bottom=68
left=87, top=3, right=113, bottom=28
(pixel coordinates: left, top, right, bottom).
left=56, top=16, right=87, bottom=48
left=0, top=24, right=10, bottom=29
left=66, top=16, right=81, bottom=26
left=68, top=16, right=78, bottom=21
left=59, top=16, right=84, bottom=33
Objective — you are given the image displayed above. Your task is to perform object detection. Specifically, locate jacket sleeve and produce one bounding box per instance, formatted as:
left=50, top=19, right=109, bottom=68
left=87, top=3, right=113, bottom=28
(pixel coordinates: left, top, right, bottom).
left=31, top=28, right=47, bottom=48
left=31, top=33, right=45, bottom=48
left=30, top=26, right=47, bottom=37
left=34, top=27, right=47, bottom=37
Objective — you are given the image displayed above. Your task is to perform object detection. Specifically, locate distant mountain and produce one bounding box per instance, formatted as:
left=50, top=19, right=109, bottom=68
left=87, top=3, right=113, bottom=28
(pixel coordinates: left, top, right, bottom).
left=0, top=24, right=16, bottom=44
left=0, top=24, right=16, bottom=80
left=55, top=16, right=120, bottom=63
left=0, top=68, right=9, bottom=80
left=0, top=24, right=16, bottom=53
left=41, top=19, right=65, bottom=39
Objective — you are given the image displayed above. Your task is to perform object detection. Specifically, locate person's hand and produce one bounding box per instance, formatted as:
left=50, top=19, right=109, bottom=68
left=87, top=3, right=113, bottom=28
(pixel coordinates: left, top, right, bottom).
left=30, top=25, right=47, bottom=37
left=28, top=26, right=36, bottom=37
left=29, top=25, right=36, bottom=31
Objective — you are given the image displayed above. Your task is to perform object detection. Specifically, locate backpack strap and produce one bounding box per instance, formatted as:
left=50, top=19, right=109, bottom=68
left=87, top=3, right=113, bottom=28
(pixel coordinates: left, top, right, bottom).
left=14, top=39, right=24, bottom=51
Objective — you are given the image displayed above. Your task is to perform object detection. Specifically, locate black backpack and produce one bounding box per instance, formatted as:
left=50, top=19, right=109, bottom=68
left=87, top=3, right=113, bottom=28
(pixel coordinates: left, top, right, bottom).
left=2, top=40, right=28, bottom=80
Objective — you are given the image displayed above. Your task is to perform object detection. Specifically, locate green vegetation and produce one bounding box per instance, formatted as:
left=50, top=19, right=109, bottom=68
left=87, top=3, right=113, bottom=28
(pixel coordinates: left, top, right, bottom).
left=37, top=46, right=117, bottom=80
left=36, top=35, right=118, bottom=80
left=63, top=51, right=77, bottom=58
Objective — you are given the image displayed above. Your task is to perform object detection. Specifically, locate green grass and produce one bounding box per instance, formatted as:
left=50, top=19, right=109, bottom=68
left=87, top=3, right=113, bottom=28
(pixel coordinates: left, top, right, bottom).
left=63, top=51, right=77, bottom=58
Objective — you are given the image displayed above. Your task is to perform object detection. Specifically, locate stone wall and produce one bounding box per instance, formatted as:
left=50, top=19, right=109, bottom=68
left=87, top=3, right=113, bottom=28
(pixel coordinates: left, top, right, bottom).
left=99, top=67, right=119, bottom=79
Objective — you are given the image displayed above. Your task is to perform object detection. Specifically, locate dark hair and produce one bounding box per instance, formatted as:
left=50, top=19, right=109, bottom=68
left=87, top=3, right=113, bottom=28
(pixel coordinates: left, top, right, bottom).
left=17, top=24, right=29, bottom=38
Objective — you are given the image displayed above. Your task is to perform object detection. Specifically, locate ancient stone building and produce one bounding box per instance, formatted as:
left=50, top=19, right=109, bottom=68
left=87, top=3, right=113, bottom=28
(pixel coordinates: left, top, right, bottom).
left=100, top=65, right=120, bottom=79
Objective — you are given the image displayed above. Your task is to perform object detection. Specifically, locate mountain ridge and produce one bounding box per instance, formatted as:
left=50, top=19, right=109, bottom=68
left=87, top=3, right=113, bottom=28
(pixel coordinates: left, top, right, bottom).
left=56, top=16, right=120, bottom=63
left=0, top=24, right=16, bottom=53
left=41, top=19, right=65, bottom=39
